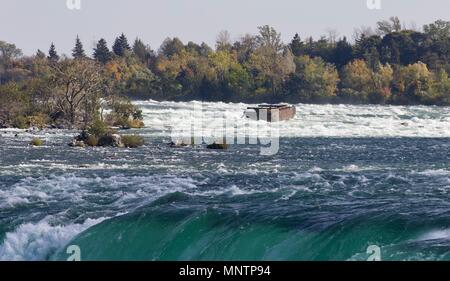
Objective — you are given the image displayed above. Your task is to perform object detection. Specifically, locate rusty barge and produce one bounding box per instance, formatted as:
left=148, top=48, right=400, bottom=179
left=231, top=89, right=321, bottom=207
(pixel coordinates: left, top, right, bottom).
left=244, top=104, right=296, bottom=122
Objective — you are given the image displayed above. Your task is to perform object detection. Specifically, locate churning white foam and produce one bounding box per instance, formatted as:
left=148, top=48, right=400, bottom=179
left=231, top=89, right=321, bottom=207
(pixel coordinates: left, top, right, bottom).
left=0, top=217, right=106, bottom=261
left=136, top=100, right=450, bottom=138
left=1, top=101, right=449, bottom=140
left=417, top=228, right=450, bottom=242
left=414, top=169, right=450, bottom=177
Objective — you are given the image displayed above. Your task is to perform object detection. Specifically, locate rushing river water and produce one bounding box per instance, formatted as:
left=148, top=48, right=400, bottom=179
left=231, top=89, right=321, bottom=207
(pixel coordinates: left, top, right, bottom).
left=0, top=101, right=450, bottom=261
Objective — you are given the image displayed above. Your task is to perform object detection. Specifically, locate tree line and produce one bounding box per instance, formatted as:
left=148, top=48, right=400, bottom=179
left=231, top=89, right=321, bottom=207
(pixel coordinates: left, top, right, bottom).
left=1, top=17, right=450, bottom=128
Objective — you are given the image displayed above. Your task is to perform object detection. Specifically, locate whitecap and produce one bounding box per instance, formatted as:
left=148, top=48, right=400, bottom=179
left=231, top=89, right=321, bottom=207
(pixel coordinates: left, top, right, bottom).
left=0, top=217, right=106, bottom=261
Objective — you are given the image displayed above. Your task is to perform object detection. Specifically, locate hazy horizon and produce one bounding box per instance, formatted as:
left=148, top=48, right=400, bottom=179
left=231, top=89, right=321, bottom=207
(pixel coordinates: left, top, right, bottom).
left=1, top=0, right=450, bottom=56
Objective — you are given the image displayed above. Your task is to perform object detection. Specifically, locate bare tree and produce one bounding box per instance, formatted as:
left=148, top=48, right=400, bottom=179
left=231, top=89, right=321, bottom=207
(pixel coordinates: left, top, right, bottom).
left=353, top=26, right=376, bottom=41
left=326, top=29, right=339, bottom=46
left=50, top=59, right=105, bottom=128
left=377, top=16, right=402, bottom=36
left=234, top=34, right=258, bottom=63
left=216, top=30, right=232, bottom=51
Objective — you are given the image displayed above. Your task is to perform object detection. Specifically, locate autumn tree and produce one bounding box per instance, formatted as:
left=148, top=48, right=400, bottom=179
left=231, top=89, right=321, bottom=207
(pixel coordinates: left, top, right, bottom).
left=246, top=26, right=295, bottom=95
left=393, top=62, right=433, bottom=104
left=286, top=55, right=339, bottom=102
left=371, top=63, right=394, bottom=103
left=106, top=55, right=158, bottom=98
left=0, top=82, right=29, bottom=127
left=159, top=37, right=185, bottom=58
left=432, top=69, right=450, bottom=104
left=340, top=59, right=393, bottom=103
left=340, top=59, right=373, bottom=103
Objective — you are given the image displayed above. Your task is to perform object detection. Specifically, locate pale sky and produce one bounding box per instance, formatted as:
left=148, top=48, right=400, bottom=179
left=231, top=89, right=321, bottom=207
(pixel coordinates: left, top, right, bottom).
left=1, top=0, right=450, bottom=56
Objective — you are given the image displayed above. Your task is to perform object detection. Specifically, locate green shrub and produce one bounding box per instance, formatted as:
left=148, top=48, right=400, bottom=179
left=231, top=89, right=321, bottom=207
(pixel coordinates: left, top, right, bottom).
left=87, top=118, right=110, bottom=137
left=30, top=138, right=44, bottom=146
left=12, top=116, right=29, bottom=129
left=121, top=135, right=144, bottom=148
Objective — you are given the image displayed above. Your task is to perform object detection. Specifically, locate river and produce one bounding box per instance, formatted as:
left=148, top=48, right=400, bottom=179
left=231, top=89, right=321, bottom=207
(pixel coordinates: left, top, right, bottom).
left=0, top=101, right=449, bottom=260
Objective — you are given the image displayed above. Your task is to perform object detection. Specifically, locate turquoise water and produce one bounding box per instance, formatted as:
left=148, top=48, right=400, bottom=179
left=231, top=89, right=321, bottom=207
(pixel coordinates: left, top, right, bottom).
left=1, top=102, right=450, bottom=261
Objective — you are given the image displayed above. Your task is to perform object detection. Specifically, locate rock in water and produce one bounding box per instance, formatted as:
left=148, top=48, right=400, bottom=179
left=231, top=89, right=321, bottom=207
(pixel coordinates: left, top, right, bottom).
left=98, top=134, right=124, bottom=148
left=75, top=131, right=90, bottom=142
left=69, top=140, right=86, bottom=148
left=207, top=143, right=229, bottom=150
left=169, top=141, right=189, bottom=148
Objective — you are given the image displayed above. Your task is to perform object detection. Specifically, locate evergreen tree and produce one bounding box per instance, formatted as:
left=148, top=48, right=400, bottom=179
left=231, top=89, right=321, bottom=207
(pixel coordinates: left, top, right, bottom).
left=331, top=37, right=354, bottom=68
left=112, top=37, right=124, bottom=57
left=290, top=33, right=304, bottom=56
left=48, top=43, right=59, bottom=62
left=119, top=33, right=131, bottom=51
left=133, top=38, right=149, bottom=64
left=93, top=38, right=112, bottom=64
left=72, top=35, right=86, bottom=59
left=113, top=33, right=131, bottom=56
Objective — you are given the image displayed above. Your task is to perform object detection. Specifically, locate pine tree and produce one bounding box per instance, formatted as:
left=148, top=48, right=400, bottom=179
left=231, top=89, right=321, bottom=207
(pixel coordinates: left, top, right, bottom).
left=331, top=37, right=354, bottom=68
left=113, top=33, right=131, bottom=56
left=48, top=43, right=59, bottom=62
left=112, top=37, right=123, bottom=56
left=72, top=35, right=86, bottom=59
left=290, top=33, right=304, bottom=56
left=133, top=38, right=149, bottom=64
left=93, top=38, right=112, bottom=64
left=119, top=33, right=131, bottom=51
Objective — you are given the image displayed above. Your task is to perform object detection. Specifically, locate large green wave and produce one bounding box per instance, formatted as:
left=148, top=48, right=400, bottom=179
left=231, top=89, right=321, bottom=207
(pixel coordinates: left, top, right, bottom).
left=52, top=192, right=450, bottom=261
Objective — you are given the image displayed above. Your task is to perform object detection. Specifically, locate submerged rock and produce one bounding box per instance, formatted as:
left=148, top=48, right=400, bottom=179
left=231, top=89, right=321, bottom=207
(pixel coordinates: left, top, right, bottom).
left=169, top=141, right=189, bottom=148
left=207, top=143, right=229, bottom=150
left=69, top=140, right=86, bottom=148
